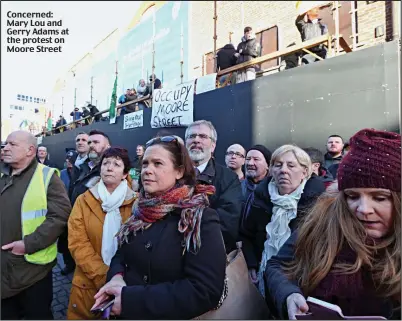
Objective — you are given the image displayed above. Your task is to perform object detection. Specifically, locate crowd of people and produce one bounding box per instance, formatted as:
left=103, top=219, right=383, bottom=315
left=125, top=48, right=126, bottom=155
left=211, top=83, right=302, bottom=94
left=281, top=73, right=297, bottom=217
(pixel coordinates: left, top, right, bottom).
left=0, top=119, right=400, bottom=320
left=217, top=8, right=329, bottom=85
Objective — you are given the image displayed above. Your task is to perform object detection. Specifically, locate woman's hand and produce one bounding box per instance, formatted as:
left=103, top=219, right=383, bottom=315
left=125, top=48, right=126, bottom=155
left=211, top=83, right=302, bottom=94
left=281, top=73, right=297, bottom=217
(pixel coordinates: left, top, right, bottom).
left=248, top=268, right=258, bottom=284
left=93, top=275, right=127, bottom=315
left=286, top=293, right=309, bottom=319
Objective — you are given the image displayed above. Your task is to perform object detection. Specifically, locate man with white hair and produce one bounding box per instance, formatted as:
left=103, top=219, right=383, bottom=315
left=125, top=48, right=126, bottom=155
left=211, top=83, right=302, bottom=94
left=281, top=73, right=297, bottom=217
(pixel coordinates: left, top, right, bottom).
left=0, top=130, right=71, bottom=319
left=185, top=120, right=243, bottom=253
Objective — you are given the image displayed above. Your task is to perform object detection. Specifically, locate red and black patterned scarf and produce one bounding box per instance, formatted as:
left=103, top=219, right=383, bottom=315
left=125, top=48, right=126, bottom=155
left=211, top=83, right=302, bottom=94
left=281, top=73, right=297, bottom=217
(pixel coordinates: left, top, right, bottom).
left=117, top=184, right=215, bottom=254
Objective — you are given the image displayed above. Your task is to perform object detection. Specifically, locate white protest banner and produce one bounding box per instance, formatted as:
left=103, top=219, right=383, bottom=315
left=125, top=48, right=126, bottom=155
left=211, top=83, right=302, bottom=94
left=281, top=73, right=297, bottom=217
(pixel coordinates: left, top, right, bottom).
left=151, top=80, right=195, bottom=128
left=196, top=73, right=217, bottom=94
left=123, top=110, right=144, bottom=130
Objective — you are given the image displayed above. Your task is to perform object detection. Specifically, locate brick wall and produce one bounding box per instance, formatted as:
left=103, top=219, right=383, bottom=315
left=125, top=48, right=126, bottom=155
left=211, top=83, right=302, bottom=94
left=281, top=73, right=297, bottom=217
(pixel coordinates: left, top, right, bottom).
left=188, top=1, right=398, bottom=79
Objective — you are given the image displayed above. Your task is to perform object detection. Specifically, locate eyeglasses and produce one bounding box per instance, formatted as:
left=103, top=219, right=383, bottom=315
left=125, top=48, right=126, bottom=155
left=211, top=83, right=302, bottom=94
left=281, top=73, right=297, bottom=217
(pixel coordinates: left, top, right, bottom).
left=146, top=135, right=178, bottom=148
left=186, top=133, right=213, bottom=141
left=226, top=151, right=245, bottom=158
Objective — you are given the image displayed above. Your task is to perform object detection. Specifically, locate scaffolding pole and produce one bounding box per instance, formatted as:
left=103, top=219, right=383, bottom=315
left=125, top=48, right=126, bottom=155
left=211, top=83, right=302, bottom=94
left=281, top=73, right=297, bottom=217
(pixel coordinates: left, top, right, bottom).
left=151, top=9, right=156, bottom=107
left=90, top=76, right=93, bottom=105
left=333, top=1, right=340, bottom=54
left=213, top=0, right=217, bottom=72
left=350, top=1, right=357, bottom=50
left=241, top=1, right=244, bottom=30
left=180, top=22, right=184, bottom=84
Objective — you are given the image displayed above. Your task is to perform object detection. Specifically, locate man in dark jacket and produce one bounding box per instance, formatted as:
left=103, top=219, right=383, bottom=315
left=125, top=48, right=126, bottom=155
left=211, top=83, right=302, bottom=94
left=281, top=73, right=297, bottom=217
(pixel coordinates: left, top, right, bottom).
left=55, top=115, right=67, bottom=133
left=296, top=8, right=328, bottom=64
left=63, top=132, right=89, bottom=275
left=241, top=145, right=271, bottom=202
left=0, top=130, right=71, bottom=319
left=69, top=130, right=111, bottom=206
left=36, top=145, right=57, bottom=169
left=304, top=147, right=334, bottom=188
left=324, top=134, right=344, bottom=169
left=87, top=102, right=100, bottom=122
left=185, top=120, right=243, bottom=253
left=217, top=44, right=237, bottom=70
left=122, top=89, right=138, bottom=114
left=70, top=107, right=83, bottom=122
left=235, top=26, right=260, bottom=83
left=217, top=44, right=237, bottom=86
left=58, top=149, right=78, bottom=275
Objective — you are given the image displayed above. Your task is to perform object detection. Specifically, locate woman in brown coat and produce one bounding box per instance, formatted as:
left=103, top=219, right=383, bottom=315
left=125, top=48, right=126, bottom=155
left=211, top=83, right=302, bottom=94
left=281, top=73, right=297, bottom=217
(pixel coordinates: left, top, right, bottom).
left=67, top=147, right=137, bottom=320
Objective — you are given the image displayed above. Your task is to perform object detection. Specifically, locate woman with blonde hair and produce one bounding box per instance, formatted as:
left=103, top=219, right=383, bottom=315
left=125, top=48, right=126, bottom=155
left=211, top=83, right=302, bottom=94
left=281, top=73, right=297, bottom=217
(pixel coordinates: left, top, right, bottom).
left=265, top=128, right=401, bottom=319
left=240, top=144, right=325, bottom=296
left=67, top=147, right=136, bottom=319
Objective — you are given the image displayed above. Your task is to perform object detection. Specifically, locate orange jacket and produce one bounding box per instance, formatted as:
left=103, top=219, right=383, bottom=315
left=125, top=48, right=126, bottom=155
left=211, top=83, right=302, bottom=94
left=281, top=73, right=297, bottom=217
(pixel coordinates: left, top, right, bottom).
left=67, top=178, right=136, bottom=319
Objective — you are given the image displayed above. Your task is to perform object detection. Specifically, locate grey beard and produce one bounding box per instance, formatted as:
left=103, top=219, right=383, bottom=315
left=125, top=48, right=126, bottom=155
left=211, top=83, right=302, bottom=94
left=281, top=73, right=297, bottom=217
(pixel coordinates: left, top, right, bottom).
left=88, top=151, right=99, bottom=162
left=246, top=170, right=258, bottom=179
left=188, top=149, right=207, bottom=162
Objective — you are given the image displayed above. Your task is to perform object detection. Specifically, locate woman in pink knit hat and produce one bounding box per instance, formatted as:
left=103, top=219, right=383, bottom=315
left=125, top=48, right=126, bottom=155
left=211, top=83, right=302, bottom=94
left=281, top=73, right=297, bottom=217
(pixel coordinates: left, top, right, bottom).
left=264, top=128, right=401, bottom=320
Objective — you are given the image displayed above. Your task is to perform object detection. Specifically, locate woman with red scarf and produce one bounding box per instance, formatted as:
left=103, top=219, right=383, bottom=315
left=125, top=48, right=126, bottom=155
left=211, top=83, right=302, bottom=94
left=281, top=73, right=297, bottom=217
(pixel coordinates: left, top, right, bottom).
left=264, top=128, right=401, bottom=319
left=92, top=136, right=227, bottom=319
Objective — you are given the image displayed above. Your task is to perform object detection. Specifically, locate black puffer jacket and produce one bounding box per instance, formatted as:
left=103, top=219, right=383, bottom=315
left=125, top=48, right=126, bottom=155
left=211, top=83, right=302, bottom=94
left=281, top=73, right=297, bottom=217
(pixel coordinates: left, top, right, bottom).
left=217, top=44, right=237, bottom=71
left=239, top=175, right=325, bottom=269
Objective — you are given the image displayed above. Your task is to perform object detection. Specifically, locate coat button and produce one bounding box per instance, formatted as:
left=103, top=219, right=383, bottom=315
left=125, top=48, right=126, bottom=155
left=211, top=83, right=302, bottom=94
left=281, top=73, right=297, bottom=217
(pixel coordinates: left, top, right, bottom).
left=145, top=241, right=152, bottom=250
left=73, top=304, right=77, bottom=308
left=143, top=275, right=148, bottom=283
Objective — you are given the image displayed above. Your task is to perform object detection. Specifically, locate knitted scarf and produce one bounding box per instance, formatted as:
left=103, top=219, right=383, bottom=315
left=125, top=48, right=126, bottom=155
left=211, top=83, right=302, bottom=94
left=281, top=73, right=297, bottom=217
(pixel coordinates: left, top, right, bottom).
left=117, top=184, right=216, bottom=254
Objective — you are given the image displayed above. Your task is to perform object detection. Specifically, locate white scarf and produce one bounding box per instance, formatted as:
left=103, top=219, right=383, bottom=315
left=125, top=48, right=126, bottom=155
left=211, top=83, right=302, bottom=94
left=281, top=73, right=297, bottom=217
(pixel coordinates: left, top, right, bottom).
left=98, top=179, right=128, bottom=266
left=75, top=155, right=88, bottom=168
left=257, top=179, right=307, bottom=297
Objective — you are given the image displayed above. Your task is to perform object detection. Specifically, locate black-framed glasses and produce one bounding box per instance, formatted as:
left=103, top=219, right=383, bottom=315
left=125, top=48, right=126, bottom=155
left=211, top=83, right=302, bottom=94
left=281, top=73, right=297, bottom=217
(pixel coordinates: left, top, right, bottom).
left=186, top=133, right=213, bottom=141
left=146, top=135, right=178, bottom=148
left=226, top=151, right=245, bottom=158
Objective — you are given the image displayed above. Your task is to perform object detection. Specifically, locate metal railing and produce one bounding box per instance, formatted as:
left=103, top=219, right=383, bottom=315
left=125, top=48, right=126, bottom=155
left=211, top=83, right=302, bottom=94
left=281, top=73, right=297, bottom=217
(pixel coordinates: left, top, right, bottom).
left=36, top=95, right=150, bottom=137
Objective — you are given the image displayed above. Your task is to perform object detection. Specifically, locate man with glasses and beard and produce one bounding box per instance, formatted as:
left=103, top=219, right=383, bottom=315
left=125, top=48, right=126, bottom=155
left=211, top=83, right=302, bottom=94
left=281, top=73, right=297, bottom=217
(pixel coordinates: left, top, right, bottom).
left=185, top=120, right=242, bottom=253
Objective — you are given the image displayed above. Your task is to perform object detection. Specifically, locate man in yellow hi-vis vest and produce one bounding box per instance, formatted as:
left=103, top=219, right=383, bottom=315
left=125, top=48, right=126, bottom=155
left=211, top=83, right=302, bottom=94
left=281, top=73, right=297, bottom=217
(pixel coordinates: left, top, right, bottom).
left=0, top=130, right=71, bottom=320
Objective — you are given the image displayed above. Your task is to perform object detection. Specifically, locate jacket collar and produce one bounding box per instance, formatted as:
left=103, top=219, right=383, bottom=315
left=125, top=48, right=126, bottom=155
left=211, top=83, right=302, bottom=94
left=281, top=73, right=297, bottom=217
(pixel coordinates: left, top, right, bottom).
left=324, top=152, right=343, bottom=161
left=1, top=158, right=37, bottom=177
left=197, top=158, right=216, bottom=185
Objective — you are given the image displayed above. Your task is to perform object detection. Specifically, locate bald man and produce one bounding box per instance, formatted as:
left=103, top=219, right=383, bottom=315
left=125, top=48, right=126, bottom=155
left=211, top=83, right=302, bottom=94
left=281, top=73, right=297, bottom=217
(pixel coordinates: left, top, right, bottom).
left=0, top=130, right=71, bottom=320
left=225, top=144, right=246, bottom=180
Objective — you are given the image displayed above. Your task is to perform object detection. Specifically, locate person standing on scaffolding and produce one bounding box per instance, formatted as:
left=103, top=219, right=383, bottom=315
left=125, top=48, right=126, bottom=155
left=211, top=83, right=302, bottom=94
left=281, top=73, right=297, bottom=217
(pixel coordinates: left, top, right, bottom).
left=235, top=26, right=260, bottom=83
left=296, top=7, right=328, bottom=64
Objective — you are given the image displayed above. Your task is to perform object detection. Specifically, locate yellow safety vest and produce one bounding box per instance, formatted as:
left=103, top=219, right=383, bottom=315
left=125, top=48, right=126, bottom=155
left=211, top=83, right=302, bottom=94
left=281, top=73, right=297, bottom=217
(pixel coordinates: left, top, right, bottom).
left=21, top=163, right=57, bottom=265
